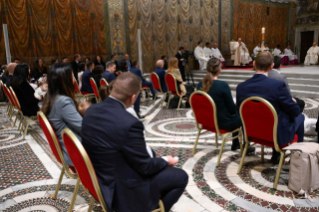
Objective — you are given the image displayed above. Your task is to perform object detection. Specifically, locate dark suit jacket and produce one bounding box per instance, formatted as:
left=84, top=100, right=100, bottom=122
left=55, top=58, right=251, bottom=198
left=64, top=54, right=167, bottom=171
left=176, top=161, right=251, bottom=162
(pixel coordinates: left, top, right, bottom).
left=81, top=69, right=94, bottom=93
left=82, top=97, right=168, bottom=212
left=12, top=80, right=39, bottom=116
left=102, top=70, right=116, bottom=83
left=5, top=75, right=12, bottom=86
left=268, top=69, right=291, bottom=95
left=175, top=52, right=185, bottom=71
left=71, top=61, right=79, bottom=82
left=236, top=74, right=300, bottom=146
left=130, top=67, right=146, bottom=83
left=32, top=66, right=48, bottom=81
left=154, top=67, right=167, bottom=92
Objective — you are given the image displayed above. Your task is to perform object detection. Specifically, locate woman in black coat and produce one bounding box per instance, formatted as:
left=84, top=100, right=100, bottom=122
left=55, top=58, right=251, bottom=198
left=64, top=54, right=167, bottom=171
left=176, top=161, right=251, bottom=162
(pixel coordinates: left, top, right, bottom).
left=32, top=59, right=47, bottom=81
left=9, top=64, right=39, bottom=116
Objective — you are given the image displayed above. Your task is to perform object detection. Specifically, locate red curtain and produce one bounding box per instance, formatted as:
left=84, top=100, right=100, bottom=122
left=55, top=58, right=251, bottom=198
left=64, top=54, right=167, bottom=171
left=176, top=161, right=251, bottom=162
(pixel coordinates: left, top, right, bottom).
left=0, top=0, right=107, bottom=67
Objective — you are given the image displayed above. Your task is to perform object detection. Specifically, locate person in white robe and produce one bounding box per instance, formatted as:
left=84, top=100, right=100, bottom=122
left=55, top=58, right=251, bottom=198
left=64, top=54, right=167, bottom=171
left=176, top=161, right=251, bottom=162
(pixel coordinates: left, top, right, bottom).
left=211, top=43, right=226, bottom=68
left=194, top=41, right=208, bottom=70
left=274, top=45, right=284, bottom=57
left=234, top=38, right=251, bottom=66
left=253, top=43, right=261, bottom=56
left=284, top=46, right=298, bottom=62
left=203, top=42, right=212, bottom=58
left=264, top=43, right=270, bottom=51
left=304, top=42, right=319, bottom=66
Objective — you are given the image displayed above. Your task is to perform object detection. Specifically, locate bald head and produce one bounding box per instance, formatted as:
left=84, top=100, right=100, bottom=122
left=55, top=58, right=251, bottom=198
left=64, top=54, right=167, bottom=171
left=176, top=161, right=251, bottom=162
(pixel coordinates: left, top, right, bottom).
left=213, top=43, right=218, bottom=48
left=156, top=60, right=164, bottom=68
left=111, top=72, right=142, bottom=107
left=254, top=51, right=274, bottom=72
left=7, top=63, right=17, bottom=75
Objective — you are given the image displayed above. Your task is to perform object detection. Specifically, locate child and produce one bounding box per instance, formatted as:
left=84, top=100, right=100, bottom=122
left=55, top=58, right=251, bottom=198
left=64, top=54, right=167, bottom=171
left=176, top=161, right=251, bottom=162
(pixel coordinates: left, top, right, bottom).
left=34, top=81, right=48, bottom=106
left=78, top=101, right=92, bottom=117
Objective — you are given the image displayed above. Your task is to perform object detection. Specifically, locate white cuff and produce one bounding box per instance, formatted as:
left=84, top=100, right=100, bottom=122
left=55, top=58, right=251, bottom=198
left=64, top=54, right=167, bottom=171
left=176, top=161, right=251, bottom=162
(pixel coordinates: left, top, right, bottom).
left=161, top=156, right=168, bottom=162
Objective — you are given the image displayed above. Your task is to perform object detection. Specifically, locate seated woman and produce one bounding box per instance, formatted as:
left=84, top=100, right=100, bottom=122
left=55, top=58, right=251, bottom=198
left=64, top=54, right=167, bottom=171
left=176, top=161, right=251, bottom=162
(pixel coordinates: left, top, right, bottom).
left=9, top=64, right=39, bottom=116
left=42, top=63, right=82, bottom=166
left=167, top=58, right=187, bottom=95
left=32, top=58, right=47, bottom=81
left=196, top=58, right=253, bottom=152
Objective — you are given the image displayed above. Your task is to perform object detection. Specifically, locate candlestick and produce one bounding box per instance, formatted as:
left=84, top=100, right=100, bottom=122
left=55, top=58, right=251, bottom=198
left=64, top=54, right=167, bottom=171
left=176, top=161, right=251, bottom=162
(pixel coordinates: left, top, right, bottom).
left=262, top=27, right=265, bottom=34
left=261, top=27, right=265, bottom=52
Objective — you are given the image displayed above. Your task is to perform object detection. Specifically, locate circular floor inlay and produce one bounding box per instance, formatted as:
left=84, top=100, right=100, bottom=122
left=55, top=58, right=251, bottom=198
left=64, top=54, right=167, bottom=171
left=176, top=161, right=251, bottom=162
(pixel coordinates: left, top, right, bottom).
left=175, top=123, right=196, bottom=129
left=261, top=167, right=289, bottom=186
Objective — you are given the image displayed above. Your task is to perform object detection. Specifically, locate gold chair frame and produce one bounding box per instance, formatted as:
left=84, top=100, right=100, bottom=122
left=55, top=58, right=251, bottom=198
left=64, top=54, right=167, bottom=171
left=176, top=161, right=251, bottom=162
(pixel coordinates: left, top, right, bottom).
left=100, top=78, right=109, bottom=87
left=1, top=82, right=15, bottom=120
left=90, top=77, right=101, bottom=103
left=38, top=112, right=79, bottom=211
left=151, top=72, right=167, bottom=107
left=190, top=91, right=243, bottom=167
left=62, top=128, right=165, bottom=212
left=237, top=96, right=290, bottom=189
left=0, top=81, right=13, bottom=115
left=74, top=80, right=95, bottom=102
left=165, top=73, right=185, bottom=111
left=8, top=87, right=24, bottom=128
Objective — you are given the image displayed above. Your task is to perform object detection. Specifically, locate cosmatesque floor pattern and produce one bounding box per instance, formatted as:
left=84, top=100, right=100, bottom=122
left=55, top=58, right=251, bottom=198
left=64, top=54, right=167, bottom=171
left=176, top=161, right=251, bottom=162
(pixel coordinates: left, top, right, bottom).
left=0, top=95, right=319, bottom=212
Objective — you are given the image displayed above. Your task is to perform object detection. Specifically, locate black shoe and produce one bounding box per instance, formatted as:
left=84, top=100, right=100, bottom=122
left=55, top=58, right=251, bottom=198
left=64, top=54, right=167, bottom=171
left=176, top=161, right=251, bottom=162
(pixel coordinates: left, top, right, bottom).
left=185, top=102, right=191, bottom=108
left=270, top=149, right=280, bottom=164
left=137, top=114, right=145, bottom=120
left=231, top=144, right=240, bottom=151
left=153, top=96, right=160, bottom=100
left=231, top=143, right=255, bottom=154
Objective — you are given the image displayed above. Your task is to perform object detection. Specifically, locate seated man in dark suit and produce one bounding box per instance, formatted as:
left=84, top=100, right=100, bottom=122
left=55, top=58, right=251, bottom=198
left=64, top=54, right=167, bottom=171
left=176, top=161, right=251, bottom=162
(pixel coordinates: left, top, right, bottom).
left=237, top=52, right=304, bottom=164
left=102, top=61, right=116, bottom=83
left=82, top=72, right=188, bottom=212
left=70, top=54, right=81, bottom=82
left=80, top=61, right=95, bottom=93
left=110, top=54, right=119, bottom=73
left=269, top=56, right=305, bottom=113
left=154, top=60, right=167, bottom=93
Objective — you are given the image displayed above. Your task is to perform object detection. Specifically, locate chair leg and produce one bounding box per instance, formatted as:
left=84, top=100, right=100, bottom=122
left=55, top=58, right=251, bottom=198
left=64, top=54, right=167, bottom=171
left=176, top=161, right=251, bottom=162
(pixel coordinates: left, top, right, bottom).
left=238, top=130, right=243, bottom=155
left=13, top=112, right=19, bottom=127
left=23, top=117, right=31, bottom=140
left=87, top=196, right=96, bottom=212
left=6, top=104, right=10, bottom=112
left=166, top=93, right=171, bottom=109
left=160, top=93, right=166, bottom=107
left=192, top=129, right=202, bottom=156
left=54, top=166, right=65, bottom=200
left=216, top=136, right=227, bottom=167
left=153, top=92, right=157, bottom=105
left=19, top=117, right=25, bottom=134
left=177, top=96, right=183, bottom=111
left=68, top=178, right=81, bottom=212
left=273, top=151, right=285, bottom=189
left=159, top=199, right=165, bottom=212
left=261, top=145, right=264, bottom=163
left=215, top=133, right=218, bottom=148
left=237, top=142, right=250, bottom=174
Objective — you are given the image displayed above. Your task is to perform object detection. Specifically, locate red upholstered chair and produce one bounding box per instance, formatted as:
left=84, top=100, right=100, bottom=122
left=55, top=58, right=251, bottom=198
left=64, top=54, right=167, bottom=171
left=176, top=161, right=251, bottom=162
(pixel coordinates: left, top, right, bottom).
left=151, top=73, right=167, bottom=107
left=10, top=87, right=39, bottom=139
left=62, top=128, right=165, bottom=212
left=37, top=112, right=78, bottom=211
left=237, top=97, right=298, bottom=189
left=8, top=87, right=23, bottom=127
left=117, top=71, right=122, bottom=76
left=1, top=80, right=13, bottom=114
left=74, top=80, right=94, bottom=102
left=90, top=77, right=101, bottom=103
left=100, top=78, right=108, bottom=87
left=165, top=73, right=185, bottom=111
left=190, top=91, right=243, bottom=167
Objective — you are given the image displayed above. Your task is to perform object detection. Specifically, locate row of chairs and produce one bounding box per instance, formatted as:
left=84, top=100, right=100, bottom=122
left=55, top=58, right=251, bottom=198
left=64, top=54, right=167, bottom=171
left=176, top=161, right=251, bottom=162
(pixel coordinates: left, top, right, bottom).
left=38, top=111, right=165, bottom=212
left=190, top=91, right=297, bottom=189
left=0, top=81, right=35, bottom=140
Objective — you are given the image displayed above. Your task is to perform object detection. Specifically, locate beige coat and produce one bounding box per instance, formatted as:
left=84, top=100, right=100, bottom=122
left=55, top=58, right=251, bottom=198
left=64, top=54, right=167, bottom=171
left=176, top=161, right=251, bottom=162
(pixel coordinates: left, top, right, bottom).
left=168, top=69, right=186, bottom=95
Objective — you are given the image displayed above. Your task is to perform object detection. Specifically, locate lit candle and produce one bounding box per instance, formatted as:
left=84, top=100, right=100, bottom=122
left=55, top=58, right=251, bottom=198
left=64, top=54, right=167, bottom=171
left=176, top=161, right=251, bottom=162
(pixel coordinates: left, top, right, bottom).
left=262, top=27, right=265, bottom=34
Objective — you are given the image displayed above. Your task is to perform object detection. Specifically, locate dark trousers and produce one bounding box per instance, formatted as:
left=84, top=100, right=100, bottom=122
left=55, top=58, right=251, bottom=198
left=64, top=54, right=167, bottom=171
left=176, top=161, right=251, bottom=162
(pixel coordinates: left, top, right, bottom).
left=151, top=167, right=188, bottom=212
left=134, top=93, right=141, bottom=114
left=142, top=81, right=156, bottom=97
left=180, top=68, right=186, bottom=82
left=295, top=97, right=305, bottom=113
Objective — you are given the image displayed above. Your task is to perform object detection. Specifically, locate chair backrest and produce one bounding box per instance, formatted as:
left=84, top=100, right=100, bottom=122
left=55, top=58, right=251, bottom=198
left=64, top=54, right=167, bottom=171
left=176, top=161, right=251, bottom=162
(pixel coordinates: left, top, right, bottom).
left=100, top=78, right=108, bottom=87
left=2, top=83, right=13, bottom=105
left=151, top=73, right=162, bottom=92
left=9, top=87, right=20, bottom=110
left=62, top=128, right=107, bottom=210
left=74, top=80, right=81, bottom=94
left=165, top=73, right=179, bottom=93
left=239, top=96, right=278, bottom=144
left=117, top=71, right=122, bottom=76
left=190, top=91, right=221, bottom=134
left=38, top=111, right=64, bottom=164
left=90, top=78, right=100, bottom=99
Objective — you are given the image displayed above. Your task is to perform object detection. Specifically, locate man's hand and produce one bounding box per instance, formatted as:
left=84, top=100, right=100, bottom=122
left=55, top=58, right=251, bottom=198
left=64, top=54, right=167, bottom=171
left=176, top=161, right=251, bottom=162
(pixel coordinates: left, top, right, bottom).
left=182, top=82, right=186, bottom=85
left=292, top=98, right=297, bottom=103
left=180, top=58, right=184, bottom=61
left=166, top=155, right=179, bottom=166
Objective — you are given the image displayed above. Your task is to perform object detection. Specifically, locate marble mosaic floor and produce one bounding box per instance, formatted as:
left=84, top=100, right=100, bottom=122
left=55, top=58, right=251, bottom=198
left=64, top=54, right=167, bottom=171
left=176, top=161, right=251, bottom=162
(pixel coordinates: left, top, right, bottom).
left=0, top=96, right=319, bottom=212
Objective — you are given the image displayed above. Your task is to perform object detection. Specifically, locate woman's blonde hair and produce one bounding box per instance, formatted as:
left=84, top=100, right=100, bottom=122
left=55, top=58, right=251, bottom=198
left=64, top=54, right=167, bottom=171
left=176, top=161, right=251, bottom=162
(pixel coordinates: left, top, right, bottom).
left=202, top=57, right=221, bottom=92
left=167, top=58, right=179, bottom=73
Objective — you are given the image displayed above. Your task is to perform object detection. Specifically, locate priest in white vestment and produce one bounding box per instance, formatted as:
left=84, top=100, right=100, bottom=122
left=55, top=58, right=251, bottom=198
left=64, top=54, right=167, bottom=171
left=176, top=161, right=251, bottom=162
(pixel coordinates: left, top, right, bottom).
left=264, top=43, right=270, bottom=51
left=304, top=42, right=319, bottom=66
left=211, top=43, right=225, bottom=68
left=194, top=41, right=208, bottom=70
left=203, top=42, right=212, bottom=58
left=234, top=38, right=250, bottom=66
left=284, top=45, right=298, bottom=64
left=253, top=43, right=261, bottom=56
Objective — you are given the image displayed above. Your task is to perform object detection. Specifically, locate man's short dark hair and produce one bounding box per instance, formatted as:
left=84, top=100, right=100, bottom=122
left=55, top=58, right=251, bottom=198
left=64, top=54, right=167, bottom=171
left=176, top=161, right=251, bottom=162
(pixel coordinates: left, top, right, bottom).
left=105, top=61, right=115, bottom=69
left=273, top=56, right=282, bottom=69
left=111, top=55, right=116, bottom=60
left=62, top=57, right=68, bottom=60
left=74, top=54, right=80, bottom=60
left=161, top=55, right=166, bottom=59
left=255, top=52, right=274, bottom=72
left=131, top=60, right=138, bottom=67
left=205, top=42, right=210, bottom=46
left=276, top=44, right=280, bottom=48
left=93, top=65, right=104, bottom=75
left=86, top=61, right=94, bottom=68
left=112, top=72, right=142, bottom=102
left=13, top=58, right=20, bottom=61
left=179, top=47, right=185, bottom=51
left=198, top=41, right=202, bottom=45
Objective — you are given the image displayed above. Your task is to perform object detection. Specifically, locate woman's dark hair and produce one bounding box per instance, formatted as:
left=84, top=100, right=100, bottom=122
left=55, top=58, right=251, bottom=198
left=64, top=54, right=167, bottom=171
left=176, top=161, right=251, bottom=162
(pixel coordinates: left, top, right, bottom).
left=119, top=59, right=128, bottom=71
left=42, top=63, right=77, bottom=116
left=202, top=57, right=221, bottom=93
left=35, top=58, right=45, bottom=73
left=79, top=63, right=86, bottom=72
left=95, top=55, right=104, bottom=63
left=51, top=59, right=58, bottom=65
left=9, top=63, right=30, bottom=89
left=93, top=65, right=104, bottom=75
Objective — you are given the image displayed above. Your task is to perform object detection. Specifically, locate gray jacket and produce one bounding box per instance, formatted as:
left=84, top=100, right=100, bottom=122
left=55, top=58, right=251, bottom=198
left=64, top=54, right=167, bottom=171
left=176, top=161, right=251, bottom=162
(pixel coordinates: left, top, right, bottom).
left=268, top=69, right=291, bottom=95
left=47, top=95, right=82, bottom=166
